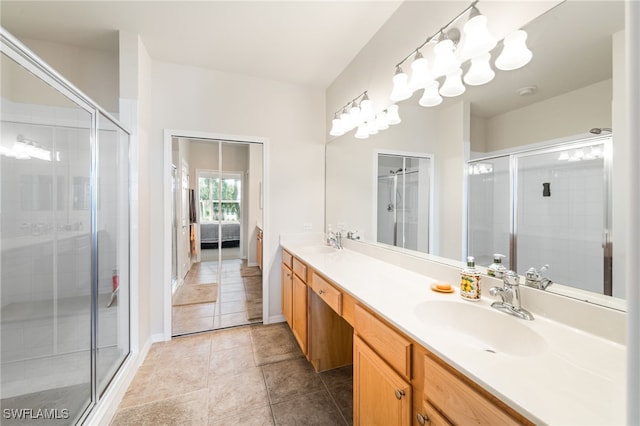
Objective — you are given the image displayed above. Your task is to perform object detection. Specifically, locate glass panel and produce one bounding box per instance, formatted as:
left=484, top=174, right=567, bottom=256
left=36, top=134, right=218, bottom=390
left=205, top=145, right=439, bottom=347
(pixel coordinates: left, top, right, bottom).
left=468, top=156, right=511, bottom=266
left=96, top=113, right=130, bottom=396
left=1, top=52, right=92, bottom=424
left=515, top=145, right=606, bottom=293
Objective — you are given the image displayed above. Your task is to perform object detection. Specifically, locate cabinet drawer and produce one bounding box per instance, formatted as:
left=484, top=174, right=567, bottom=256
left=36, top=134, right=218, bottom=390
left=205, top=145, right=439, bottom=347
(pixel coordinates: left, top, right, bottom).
left=354, top=304, right=411, bottom=379
left=292, top=257, right=308, bottom=282
left=310, top=272, right=342, bottom=315
left=424, top=355, right=519, bottom=425
left=419, top=401, right=452, bottom=426
left=282, top=249, right=293, bottom=269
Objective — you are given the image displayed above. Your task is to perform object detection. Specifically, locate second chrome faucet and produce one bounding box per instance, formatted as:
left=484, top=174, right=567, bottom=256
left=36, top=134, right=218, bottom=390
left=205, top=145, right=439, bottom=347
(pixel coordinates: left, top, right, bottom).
left=489, top=270, right=534, bottom=320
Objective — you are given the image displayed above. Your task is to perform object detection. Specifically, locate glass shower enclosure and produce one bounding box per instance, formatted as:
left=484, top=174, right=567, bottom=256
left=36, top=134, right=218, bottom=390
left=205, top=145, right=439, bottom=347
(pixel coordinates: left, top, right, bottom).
left=1, top=30, right=130, bottom=424
left=376, top=153, right=431, bottom=253
left=467, top=136, right=611, bottom=295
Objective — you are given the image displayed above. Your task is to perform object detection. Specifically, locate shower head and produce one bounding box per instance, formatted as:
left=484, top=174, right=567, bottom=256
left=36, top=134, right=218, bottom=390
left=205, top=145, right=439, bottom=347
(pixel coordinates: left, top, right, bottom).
left=589, top=127, right=612, bottom=135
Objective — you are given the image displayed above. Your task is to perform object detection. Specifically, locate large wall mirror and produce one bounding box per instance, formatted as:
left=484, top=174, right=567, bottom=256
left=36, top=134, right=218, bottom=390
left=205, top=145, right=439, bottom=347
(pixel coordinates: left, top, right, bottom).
left=325, top=1, right=627, bottom=311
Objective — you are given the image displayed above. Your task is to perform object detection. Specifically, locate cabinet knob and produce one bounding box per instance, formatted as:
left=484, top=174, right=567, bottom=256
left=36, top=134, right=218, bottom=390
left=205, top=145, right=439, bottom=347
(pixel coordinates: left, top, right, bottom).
left=417, top=413, right=430, bottom=425
left=319, top=289, right=325, bottom=295
left=394, top=389, right=405, bottom=400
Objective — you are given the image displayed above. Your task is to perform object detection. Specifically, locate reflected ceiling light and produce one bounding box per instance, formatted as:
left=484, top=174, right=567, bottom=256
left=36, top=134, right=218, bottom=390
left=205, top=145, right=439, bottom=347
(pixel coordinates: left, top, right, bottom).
left=558, top=151, right=569, bottom=161
left=390, top=66, right=413, bottom=102
left=495, top=30, right=533, bottom=71
left=386, top=104, right=402, bottom=125
left=354, top=124, right=369, bottom=139
left=463, top=53, right=495, bottom=86
left=419, top=81, right=443, bottom=107
left=387, top=1, right=532, bottom=108
left=375, top=112, right=389, bottom=130
left=409, top=51, right=431, bottom=91
left=460, top=6, right=497, bottom=60
left=329, top=112, right=345, bottom=136
left=329, top=91, right=400, bottom=139
left=440, top=69, right=466, bottom=97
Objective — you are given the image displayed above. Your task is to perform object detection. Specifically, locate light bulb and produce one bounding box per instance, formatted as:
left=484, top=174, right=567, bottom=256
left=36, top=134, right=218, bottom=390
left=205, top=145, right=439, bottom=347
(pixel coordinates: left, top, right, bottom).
left=349, top=100, right=361, bottom=123
left=409, top=51, right=431, bottom=91
left=375, top=112, right=389, bottom=130
left=386, top=104, right=401, bottom=125
left=355, top=124, right=369, bottom=139
left=329, top=114, right=344, bottom=136
left=366, top=120, right=378, bottom=135
left=359, top=93, right=374, bottom=122
left=432, top=38, right=460, bottom=78
left=463, top=53, right=495, bottom=86
left=495, top=30, right=532, bottom=71
left=390, top=66, right=412, bottom=102
left=340, top=108, right=353, bottom=131
left=440, top=68, right=466, bottom=97
left=419, top=81, right=443, bottom=107
left=461, top=9, right=497, bottom=60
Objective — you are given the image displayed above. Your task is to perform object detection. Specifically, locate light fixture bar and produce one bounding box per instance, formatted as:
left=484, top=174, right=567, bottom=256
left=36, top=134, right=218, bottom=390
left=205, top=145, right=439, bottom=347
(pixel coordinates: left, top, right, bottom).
left=332, top=90, right=368, bottom=116
left=394, top=0, right=478, bottom=68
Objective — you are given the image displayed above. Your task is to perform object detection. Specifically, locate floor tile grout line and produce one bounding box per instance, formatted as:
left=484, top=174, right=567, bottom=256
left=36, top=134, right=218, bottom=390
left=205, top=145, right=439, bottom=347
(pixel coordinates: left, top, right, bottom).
left=320, top=372, right=350, bottom=426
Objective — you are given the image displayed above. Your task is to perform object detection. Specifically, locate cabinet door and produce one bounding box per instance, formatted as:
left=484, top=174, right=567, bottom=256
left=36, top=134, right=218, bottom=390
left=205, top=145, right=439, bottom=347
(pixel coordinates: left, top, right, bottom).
left=281, top=264, right=293, bottom=327
left=257, top=234, right=263, bottom=270
left=354, top=335, right=411, bottom=426
left=292, top=274, right=308, bottom=354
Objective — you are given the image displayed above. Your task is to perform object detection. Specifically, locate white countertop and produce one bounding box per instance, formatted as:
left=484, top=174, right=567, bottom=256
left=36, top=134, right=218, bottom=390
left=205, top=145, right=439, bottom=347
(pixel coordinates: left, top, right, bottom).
left=280, top=239, right=626, bottom=425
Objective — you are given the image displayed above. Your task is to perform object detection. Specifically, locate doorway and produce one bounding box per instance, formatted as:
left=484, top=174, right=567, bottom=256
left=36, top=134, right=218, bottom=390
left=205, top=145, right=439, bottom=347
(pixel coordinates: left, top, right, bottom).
left=168, top=136, right=265, bottom=336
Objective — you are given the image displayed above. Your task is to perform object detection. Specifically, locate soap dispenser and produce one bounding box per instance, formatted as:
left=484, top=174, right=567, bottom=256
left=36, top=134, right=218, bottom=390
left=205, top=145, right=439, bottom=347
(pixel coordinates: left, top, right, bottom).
left=460, top=256, right=481, bottom=301
left=487, top=254, right=507, bottom=278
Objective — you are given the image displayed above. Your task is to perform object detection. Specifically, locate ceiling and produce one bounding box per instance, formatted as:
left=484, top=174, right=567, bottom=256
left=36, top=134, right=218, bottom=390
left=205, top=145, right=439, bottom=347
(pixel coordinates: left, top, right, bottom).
left=0, top=0, right=402, bottom=88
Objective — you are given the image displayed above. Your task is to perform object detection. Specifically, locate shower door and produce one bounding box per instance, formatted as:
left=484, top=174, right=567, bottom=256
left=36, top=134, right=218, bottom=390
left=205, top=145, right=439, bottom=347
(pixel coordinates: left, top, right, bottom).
left=376, top=153, right=431, bottom=253
left=1, top=30, right=131, bottom=424
left=467, top=137, right=611, bottom=295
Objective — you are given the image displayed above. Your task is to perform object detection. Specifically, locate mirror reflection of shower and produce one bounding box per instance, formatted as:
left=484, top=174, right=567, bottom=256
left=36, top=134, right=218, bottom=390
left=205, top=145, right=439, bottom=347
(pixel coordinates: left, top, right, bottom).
left=377, top=153, right=432, bottom=253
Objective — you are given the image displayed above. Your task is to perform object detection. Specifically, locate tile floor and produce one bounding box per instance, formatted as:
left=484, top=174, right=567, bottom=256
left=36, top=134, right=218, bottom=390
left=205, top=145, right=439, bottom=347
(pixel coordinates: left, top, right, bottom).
left=172, top=258, right=262, bottom=335
left=112, top=323, right=353, bottom=425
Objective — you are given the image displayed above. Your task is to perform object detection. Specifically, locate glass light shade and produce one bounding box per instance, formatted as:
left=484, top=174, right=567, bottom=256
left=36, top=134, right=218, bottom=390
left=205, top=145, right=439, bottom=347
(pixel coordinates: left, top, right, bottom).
left=419, top=81, right=443, bottom=107
left=349, top=101, right=361, bottom=123
left=463, top=53, right=495, bottom=86
left=366, top=120, right=378, bottom=135
left=386, top=104, right=401, bottom=125
left=495, top=30, right=532, bottom=71
left=461, top=13, right=497, bottom=60
left=440, top=69, right=466, bottom=97
left=329, top=117, right=344, bottom=136
left=558, top=151, right=569, bottom=161
left=409, top=52, right=431, bottom=91
left=390, top=67, right=413, bottom=102
left=432, top=39, right=460, bottom=78
left=354, top=124, right=369, bottom=139
left=375, top=112, right=389, bottom=130
left=359, top=95, right=374, bottom=122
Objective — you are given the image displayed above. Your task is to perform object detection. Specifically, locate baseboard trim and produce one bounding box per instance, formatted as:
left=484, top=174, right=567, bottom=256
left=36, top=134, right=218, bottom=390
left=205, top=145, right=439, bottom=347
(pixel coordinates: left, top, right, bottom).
left=267, top=314, right=285, bottom=324
left=83, top=337, right=154, bottom=425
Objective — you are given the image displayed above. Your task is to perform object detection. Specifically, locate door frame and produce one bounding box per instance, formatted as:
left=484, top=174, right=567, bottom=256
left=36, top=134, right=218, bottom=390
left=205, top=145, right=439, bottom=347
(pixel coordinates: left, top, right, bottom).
left=163, top=129, right=269, bottom=340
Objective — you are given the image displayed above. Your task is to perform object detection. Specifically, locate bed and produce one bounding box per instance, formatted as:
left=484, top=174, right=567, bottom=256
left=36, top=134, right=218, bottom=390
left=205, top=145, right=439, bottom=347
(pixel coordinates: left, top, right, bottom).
left=200, top=221, right=241, bottom=248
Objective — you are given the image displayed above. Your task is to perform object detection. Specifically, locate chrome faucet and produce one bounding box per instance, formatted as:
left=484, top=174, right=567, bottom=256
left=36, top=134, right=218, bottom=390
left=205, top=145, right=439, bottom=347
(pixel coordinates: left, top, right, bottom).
left=489, top=270, right=534, bottom=320
left=326, top=231, right=343, bottom=250
left=525, top=264, right=552, bottom=290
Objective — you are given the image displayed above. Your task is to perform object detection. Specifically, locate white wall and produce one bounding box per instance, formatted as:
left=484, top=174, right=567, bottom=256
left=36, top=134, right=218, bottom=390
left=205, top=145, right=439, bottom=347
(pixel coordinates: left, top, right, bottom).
left=19, top=37, right=119, bottom=114
left=481, top=79, right=612, bottom=152
left=247, top=143, right=263, bottom=266
left=151, top=61, right=325, bottom=328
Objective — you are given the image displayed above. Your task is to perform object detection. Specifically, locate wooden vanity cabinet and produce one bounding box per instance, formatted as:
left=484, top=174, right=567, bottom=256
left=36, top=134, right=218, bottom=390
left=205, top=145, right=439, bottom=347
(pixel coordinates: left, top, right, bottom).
left=421, top=354, right=531, bottom=426
left=354, top=335, right=412, bottom=426
left=281, top=250, right=293, bottom=328
left=353, top=304, right=412, bottom=426
left=256, top=226, right=263, bottom=271
left=291, top=257, right=309, bottom=354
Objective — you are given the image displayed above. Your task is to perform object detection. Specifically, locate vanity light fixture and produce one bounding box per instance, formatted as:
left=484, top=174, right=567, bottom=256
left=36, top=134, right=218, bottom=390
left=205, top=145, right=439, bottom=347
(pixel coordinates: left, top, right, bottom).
left=389, top=0, right=533, bottom=107
left=329, top=90, right=401, bottom=139
left=0, top=134, right=57, bottom=161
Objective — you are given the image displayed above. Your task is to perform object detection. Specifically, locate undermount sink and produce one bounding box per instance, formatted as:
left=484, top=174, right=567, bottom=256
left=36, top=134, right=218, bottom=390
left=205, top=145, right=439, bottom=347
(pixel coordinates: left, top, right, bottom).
left=414, top=301, right=548, bottom=357
left=299, top=245, right=340, bottom=255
